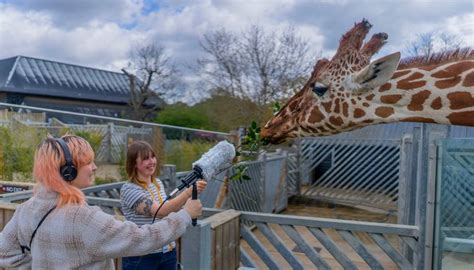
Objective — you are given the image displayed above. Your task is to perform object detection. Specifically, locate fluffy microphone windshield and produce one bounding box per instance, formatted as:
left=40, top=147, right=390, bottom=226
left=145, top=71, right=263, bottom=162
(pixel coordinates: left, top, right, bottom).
left=193, top=140, right=236, bottom=180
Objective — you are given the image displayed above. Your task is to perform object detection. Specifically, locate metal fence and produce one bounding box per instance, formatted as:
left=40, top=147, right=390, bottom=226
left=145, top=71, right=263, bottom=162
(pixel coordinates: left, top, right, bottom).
left=239, top=211, right=420, bottom=269
left=298, top=138, right=402, bottom=212
left=0, top=103, right=232, bottom=180
left=434, top=138, right=474, bottom=269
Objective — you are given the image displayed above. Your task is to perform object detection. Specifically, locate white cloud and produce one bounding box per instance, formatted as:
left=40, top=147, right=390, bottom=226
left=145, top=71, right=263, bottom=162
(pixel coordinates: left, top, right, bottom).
left=444, top=13, right=474, bottom=42
left=0, top=0, right=472, bottom=104
left=9, top=0, right=144, bottom=28
left=0, top=3, right=145, bottom=71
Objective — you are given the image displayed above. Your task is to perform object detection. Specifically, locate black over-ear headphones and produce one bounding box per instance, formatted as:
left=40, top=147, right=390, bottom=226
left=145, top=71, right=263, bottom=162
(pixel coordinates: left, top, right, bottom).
left=55, top=138, right=77, bottom=182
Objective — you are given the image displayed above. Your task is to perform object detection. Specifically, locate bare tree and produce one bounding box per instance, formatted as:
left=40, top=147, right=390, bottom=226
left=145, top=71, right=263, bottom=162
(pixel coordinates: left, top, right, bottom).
left=122, top=43, right=178, bottom=121
left=197, top=25, right=315, bottom=105
left=406, top=31, right=463, bottom=57
left=438, top=32, right=463, bottom=52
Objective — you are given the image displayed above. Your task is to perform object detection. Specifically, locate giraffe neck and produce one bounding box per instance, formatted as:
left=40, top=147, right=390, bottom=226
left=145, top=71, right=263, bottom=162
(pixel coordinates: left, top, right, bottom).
left=355, top=59, right=474, bottom=127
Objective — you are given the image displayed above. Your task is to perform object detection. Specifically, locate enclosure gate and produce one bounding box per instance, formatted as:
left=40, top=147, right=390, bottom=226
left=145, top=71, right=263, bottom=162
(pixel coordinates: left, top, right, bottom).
left=433, top=138, right=474, bottom=269
left=298, top=138, right=404, bottom=212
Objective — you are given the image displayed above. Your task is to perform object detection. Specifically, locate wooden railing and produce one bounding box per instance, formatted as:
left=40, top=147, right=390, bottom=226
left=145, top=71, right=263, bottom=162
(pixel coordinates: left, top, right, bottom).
left=0, top=202, right=16, bottom=231
left=181, top=209, right=240, bottom=270
left=0, top=201, right=424, bottom=270
left=238, top=211, right=421, bottom=270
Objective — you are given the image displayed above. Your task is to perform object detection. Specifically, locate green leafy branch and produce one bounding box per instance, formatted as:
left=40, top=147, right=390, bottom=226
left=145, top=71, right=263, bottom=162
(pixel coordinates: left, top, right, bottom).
left=230, top=120, right=270, bottom=182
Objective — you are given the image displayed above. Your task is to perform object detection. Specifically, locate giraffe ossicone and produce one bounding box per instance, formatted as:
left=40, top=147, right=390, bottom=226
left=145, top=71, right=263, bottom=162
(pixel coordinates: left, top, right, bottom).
left=260, top=19, right=474, bottom=144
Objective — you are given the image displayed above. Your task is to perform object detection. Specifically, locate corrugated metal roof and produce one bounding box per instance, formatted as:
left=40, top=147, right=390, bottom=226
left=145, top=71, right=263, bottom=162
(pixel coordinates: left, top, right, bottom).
left=0, top=55, right=145, bottom=104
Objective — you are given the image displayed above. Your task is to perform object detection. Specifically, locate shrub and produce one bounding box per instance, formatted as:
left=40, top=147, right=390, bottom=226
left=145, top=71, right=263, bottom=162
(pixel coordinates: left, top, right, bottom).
left=0, top=125, right=47, bottom=181
left=164, top=140, right=214, bottom=171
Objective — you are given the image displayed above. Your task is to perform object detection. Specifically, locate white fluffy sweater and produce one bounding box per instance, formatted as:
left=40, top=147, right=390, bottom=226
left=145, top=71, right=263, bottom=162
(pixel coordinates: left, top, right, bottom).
left=0, top=186, right=191, bottom=269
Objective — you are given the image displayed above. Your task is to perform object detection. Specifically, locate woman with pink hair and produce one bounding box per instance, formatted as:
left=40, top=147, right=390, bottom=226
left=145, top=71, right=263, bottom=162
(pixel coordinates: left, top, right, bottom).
left=0, top=135, right=202, bottom=269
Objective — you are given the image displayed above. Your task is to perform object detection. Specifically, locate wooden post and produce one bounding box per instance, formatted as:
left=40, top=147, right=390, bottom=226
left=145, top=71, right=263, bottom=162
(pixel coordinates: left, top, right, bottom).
left=181, top=210, right=240, bottom=270
left=0, top=202, right=18, bottom=231
left=180, top=220, right=212, bottom=270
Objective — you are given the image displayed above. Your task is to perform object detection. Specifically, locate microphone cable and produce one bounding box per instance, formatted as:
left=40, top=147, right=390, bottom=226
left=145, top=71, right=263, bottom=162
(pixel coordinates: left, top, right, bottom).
left=132, top=193, right=171, bottom=270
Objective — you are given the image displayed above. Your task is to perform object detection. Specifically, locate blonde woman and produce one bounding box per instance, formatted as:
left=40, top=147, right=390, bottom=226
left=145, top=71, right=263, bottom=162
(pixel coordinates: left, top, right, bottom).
left=0, top=135, right=201, bottom=269
left=120, top=141, right=207, bottom=270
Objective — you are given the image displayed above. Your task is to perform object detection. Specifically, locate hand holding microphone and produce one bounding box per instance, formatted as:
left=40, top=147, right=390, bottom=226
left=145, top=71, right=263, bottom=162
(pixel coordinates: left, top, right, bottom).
left=183, top=198, right=202, bottom=219
left=168, top=140, right=236, bottom=226
left=185, top=180, right=207, bottom=196
left=169, top=140, right=236, bottom=198
left=152, top=141, right=236, bottom=225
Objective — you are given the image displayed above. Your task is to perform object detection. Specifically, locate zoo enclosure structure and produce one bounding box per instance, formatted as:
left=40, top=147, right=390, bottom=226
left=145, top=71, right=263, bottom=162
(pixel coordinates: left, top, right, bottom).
left=2, top=125, right=471, bottom=269
left=0, top=103, right=472, bottom=269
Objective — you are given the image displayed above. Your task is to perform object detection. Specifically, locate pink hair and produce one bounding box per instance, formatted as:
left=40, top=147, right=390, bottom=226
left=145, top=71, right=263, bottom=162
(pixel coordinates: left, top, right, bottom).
left=33, top=135, right=94, bottom=207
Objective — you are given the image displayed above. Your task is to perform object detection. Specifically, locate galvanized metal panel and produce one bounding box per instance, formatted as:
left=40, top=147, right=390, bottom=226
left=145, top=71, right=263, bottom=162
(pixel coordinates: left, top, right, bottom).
left=281, top=224, right=332, bottom=269
left=240, top=247, right=258, bottom=268
left=241, top=211, right=419, bottom=237
left=309, top=227, right=357, bottom=269
left=370, top=233, right=413, bottom=269
left=337, top=230, right=384, bottom=269
left=255, top=223, right=305, bottom=270
left=301, top=138, right=401, bottom=210
left=241, top=225, right=281, bottom=269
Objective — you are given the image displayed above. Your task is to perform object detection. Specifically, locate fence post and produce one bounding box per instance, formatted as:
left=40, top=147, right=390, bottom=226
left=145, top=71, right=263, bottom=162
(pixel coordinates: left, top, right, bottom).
left=180, top=220, right=212, bottom=270
left=0, top=202, right=17, bottom=231
left=295, top=139, right=302, bottom=196
left=398, top=133, right=416, bottom=263
left=181, top=210, right=240, bottom=270
left=398, top=134, right=413, bottom=225
left=414, top=124, right=448, bottom=270
left=160, top=164, right=177, bottom=194
left=107, top=122, right=114, bottom=163
left=260, top=152, right=267, bottom=212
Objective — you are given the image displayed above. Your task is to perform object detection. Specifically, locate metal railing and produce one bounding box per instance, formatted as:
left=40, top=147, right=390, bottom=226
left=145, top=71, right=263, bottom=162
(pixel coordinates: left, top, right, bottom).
left=299, top=138, right=402, bottom=212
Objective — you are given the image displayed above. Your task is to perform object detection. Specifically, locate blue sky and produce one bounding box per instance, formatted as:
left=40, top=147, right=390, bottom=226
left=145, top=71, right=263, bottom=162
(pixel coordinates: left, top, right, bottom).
left=0, top=0, right=472, bottom=103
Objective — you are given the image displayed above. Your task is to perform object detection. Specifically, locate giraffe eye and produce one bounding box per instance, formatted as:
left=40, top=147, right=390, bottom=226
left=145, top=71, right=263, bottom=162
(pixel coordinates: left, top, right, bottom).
left=312, top=82, right=328, bottom=97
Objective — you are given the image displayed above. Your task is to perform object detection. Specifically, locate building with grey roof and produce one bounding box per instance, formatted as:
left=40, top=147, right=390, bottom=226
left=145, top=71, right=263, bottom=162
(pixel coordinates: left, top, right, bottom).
left=0, top=55, right=164, bottom=123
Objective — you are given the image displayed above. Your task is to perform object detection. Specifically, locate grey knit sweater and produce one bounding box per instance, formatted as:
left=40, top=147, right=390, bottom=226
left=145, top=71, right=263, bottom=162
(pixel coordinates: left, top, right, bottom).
left=0, top=186, right=191, bottom=269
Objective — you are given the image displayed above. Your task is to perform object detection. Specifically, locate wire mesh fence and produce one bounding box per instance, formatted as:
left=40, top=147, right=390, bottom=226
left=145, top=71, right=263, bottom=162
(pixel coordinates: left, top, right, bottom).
left=0, top=103, right=233, bottom=184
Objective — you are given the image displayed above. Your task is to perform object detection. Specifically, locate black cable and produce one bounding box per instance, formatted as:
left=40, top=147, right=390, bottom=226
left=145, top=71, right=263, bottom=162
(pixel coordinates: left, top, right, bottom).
left=133, top=197, right=171, bottom=270
left=133, top=170, right=202, bottom=269
left=152, top=196, right=170, bottom=224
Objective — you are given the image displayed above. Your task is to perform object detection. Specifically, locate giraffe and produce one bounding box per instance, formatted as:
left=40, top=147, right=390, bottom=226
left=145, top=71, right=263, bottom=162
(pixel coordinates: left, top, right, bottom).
left=260, top=19, right=474, bottom=144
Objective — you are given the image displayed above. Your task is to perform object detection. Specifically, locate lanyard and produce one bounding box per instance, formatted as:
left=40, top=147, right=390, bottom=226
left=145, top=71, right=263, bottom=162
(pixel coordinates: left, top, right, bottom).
left=145, top=180, right=163, bottom=205
left=20, top=206, right=57, bottom=254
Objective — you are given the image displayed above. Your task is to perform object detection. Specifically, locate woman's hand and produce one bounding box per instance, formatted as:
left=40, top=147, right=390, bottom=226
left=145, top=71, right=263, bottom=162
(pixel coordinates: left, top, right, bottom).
left=183, top=199, right=202, bottom=219
left=196, top=180, right=207, bottom=194
left=185, top=180, right=207, bottom=197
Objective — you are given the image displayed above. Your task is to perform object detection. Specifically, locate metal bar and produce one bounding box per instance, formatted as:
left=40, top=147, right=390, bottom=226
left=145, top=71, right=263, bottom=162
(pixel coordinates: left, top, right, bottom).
left=400, top=236, right=418, bottom=252
left=370, top=233, right=413, bottom=269
left=335, top=144, right=388, bottom=191
left=240, top=247, right=258, bottom=268
left=337, top=230, right=384, bottom=269
left=281, top=224, right=331, bottom=269
left=317, top=143, right=369, bottom=192
left=330, top=143, right=378, bottom=190
left=0, top=102, right=230, bottom=135
left=338, top=145, right=393, bottom=191
left=240, top=211, right=419, bottom=237
left=309, top=227, right=357, bottom=269
left=255, top=223, right=305, bottom=270
left=240, top=225, right=281, bottom=269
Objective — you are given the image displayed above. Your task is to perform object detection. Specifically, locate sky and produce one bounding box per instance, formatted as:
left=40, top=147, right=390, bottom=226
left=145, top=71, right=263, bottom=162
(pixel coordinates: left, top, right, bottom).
left=0, top=0, right=473, bottom=104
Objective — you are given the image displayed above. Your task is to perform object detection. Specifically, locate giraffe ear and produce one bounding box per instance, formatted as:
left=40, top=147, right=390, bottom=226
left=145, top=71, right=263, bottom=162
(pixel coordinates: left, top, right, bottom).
left=350, top=52, right=401, bottom=93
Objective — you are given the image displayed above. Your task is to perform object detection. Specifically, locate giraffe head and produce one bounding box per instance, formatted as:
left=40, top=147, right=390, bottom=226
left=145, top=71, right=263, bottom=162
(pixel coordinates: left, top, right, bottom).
left=261, top=19, right=401, bottom=144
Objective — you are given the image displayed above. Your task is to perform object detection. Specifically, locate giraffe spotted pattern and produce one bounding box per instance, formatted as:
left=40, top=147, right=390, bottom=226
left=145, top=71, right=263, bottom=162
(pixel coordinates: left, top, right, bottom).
left=260, top=19, right=474, bottom=144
